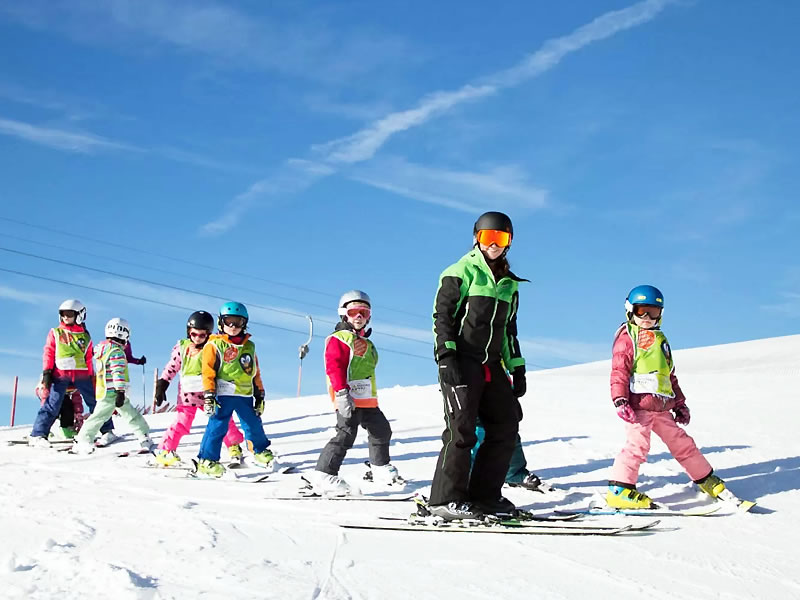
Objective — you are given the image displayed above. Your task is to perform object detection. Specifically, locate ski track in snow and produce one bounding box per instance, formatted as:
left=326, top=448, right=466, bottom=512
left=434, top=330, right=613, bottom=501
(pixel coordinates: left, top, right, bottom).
left=1, top=334, right=799, bottom=599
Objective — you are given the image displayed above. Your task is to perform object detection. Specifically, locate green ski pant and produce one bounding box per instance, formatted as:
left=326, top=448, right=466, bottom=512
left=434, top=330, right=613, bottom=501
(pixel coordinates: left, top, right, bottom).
left=76, top=391, right=150, bottom=443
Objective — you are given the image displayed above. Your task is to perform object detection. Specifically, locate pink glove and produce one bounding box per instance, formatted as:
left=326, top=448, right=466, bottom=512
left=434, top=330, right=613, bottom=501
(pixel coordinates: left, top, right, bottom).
left=614, top=398, right=636, bottom=423
left=673, top=403, right=691, bottom=425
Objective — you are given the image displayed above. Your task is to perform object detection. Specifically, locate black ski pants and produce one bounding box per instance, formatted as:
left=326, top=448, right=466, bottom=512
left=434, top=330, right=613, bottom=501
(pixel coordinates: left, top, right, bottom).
left=429, top=358, right=521, bottom=506
left=315, top=407, right=392, bottom=475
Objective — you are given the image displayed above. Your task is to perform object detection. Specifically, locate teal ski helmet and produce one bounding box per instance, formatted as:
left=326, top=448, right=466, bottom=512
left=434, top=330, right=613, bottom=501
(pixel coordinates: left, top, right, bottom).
left=625, top=285, right=664, bottom=321
left=218, top=301, right=249, bottom=331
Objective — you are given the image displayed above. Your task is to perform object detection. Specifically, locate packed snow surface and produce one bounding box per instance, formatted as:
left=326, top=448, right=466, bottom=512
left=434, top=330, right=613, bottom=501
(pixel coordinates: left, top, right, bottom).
left=1, top=335, right=798, bottom=599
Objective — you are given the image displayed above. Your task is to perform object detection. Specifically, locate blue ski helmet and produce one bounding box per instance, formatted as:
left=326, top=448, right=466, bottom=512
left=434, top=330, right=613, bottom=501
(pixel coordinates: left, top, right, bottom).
left=218, top=301, right=249, bottom=330
left=625, top=285, right=664, bottom=320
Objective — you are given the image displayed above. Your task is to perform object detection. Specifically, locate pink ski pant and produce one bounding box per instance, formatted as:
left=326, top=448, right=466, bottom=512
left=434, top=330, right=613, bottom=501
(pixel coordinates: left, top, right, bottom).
left=610, top=410, right=712, bottom=485
left=159, top=404, right=244, bottom=452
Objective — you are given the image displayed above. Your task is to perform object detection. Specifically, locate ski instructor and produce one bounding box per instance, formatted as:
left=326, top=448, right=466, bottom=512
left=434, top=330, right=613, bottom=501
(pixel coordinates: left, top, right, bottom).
left=428, top=211, right=528, bottom=521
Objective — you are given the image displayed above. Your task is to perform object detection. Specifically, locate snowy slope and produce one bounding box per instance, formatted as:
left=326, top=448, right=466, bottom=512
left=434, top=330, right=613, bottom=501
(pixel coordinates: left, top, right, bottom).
left=1, top=335, right=798, bottom=600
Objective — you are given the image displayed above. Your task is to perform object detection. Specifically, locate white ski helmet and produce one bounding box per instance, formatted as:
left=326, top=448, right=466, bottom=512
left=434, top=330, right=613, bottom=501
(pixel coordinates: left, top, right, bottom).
left=58, top=299, right=86, bottom=325
left=105, top=317, right=131, bottom=343
left=337, top=290, right=371, bottom=316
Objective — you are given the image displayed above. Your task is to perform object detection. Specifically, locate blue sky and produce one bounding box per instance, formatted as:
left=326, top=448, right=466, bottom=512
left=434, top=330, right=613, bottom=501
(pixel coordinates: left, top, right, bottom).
left=1, top=0, right=798, bottom=424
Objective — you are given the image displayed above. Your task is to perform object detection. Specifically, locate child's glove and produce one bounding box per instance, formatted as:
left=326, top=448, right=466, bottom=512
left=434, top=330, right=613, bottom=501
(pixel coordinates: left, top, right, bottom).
left=334, top=389, right=355, bottom=420
left=114, top=390, right=126, bottom=408
left=253, top=388, right=265, bottom=417
left=437, top=353, right=463, bottom=387
left=138, top=355, right=147, bottom=366
left=672, top=402, right=691, bottom=425
left=203, top=392, right=219, bottom=416
left=614, top=398, right=636, bottom=423
left=154, top=379, right=169, bottom=407
left=35, top=369, right=53, bottom=401
left=512, top=366, right=527, bottom=398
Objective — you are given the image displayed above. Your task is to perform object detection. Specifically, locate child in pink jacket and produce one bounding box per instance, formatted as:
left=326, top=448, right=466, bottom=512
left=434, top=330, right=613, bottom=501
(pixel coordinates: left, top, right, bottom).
left=606, top=285, right=729, bottom=510
left=153, top=311, right=244, bottom=467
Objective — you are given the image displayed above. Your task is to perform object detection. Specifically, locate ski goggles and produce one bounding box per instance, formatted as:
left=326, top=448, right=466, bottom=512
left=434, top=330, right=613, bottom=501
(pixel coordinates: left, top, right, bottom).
left=221, top=316, right=247, bottom=328
left=188, top=329, right=209, bottom=339
left=475, top=229, right=511, bottom=248
left=632, top=305, right=662, bottom=319
left=59, top=310, right=77, bottom=319
left=345, top=306, right=371, bottom=320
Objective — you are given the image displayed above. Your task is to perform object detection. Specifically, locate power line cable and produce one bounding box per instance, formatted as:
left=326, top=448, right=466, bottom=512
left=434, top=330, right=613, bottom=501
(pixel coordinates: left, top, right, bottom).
left=0, top=266, right=433, bottom=361
left=0, top=216, right=429, bottom=319
left=3, top=232, right=343, bottom=314
left=0, top=246, right=433, bottom=347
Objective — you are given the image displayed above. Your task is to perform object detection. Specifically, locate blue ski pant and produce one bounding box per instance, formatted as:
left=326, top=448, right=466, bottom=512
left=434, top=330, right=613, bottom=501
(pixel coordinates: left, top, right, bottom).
left=198, top=395, right=270, bottom=462
left=31, top=376, right=113, bottom=439
left=472, top=421, right=529, bottom=483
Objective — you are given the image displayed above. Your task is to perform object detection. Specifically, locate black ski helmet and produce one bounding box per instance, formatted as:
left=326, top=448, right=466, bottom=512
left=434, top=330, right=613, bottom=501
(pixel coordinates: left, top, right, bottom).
left=186, top=310, right=214, bottom=337
left=474, top=211, right=513, bottom=238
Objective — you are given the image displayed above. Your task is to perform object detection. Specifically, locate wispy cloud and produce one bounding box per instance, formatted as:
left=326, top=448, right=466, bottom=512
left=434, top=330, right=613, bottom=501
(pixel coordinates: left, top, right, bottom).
left=520, top=336, right=609, bottom=367
left=0, top=117, right=135, bottom=153
left=351, top=158, right=548, bottom=214
left=203, top=0, right=672, bottom=234
left=0, top=0, right=416, bottom=84
left=198, top=160, right=332, bottom=235
left=315, top=0, right=672, bottom=165
left=761, top=292, right=800, bottom=318
left=0, top=115, right=254, bottom=172
left=0, top=284, right=55, bottom=306
left=0, top=347, right=40, bottom=359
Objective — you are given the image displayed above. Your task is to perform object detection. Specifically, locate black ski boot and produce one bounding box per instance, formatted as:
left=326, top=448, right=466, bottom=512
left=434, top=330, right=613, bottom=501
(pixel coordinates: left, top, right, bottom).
left=474, top=496, right=517, bottom=517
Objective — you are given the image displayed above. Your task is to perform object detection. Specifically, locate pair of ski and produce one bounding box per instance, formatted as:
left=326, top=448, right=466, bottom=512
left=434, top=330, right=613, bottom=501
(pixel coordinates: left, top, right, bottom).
left=350, top=515, right=661, bottom=536
left=184, top=460, right=298, bottom=483
left=560, top=493, right=757, bottom=516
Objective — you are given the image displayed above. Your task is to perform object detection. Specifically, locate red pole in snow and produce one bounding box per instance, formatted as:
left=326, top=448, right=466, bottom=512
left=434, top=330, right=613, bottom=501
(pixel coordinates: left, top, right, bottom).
left=10, top=375, right=18, bottom=427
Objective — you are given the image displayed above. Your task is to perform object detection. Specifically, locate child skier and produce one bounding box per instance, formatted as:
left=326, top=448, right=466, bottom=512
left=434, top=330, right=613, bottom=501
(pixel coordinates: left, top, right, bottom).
left=429, top=212, right=527, bottom=520
left=308, top=290, right=403, bottom=496
left=73, top=318, right=153, bottom=454
left=153, top=310, right=245, bottom=467
left=195, top=302, right=274, bottom=478
left=607, top=285, right=729, bottom=509
left=29, top=300, right=115, bottom=447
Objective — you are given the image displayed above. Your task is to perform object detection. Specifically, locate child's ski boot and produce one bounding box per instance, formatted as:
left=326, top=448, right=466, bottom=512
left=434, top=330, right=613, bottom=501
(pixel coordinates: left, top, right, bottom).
left=155, top=449, right=181, bottom=467
left=363, top=461, right=405, bottom=486
left=307, top=470, right=352, bottom=496
left=696, top=473, right=726, bottom=498
left=197, top=459, right=225, bottom=478
left=606, top=482, right=655, bottom=509
left=252, top=448, right=275, bottom=470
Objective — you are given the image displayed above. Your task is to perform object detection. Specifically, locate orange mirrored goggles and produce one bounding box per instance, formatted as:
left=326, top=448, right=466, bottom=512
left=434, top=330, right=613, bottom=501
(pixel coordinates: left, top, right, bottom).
left=476, top=229, right=511, bottom=248
left=345, top=307, right=371, bottom=319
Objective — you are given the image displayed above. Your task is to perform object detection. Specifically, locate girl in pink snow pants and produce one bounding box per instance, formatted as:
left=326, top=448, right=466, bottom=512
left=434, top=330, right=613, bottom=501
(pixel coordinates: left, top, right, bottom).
left=606, top=285, right=729, bottom=509
left=153, top=311, right=244, bottom=466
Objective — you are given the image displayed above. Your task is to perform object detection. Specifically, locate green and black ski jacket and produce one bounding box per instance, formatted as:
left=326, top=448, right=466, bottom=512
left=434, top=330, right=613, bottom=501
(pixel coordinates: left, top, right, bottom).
left=433, top=248, right=526, bottom=371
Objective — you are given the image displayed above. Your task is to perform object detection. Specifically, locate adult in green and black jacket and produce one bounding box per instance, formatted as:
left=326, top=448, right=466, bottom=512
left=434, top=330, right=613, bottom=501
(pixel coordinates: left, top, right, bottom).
left=429, top=211, right=528, bottom=519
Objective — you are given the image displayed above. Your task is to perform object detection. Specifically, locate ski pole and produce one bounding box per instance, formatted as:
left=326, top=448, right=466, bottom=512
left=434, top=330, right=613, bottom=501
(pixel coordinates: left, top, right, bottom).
left=141, top=364, right=146, bottom=413
left=297, top=316, right=313, bottom=397
left=10, top=375, right=18, bottom=427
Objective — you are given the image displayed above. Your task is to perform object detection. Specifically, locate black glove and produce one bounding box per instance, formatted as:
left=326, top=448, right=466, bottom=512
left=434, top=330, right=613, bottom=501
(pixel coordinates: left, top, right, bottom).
left=139, top=355, right=147, bottom=366
left=437, top=353, right=463, bottom=387
left=673, top=402, right=691, bottom=425
left=114, top=390, right=126, bottom=408
left=41, top=369, right=53, bottom=390
left=203, top=391, right=219, bottom=416
left=253, top=388, right=265, bottom=417
left=154, top=378, right=169, bottom=407
left=512, top=366, right=527, bottom=398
